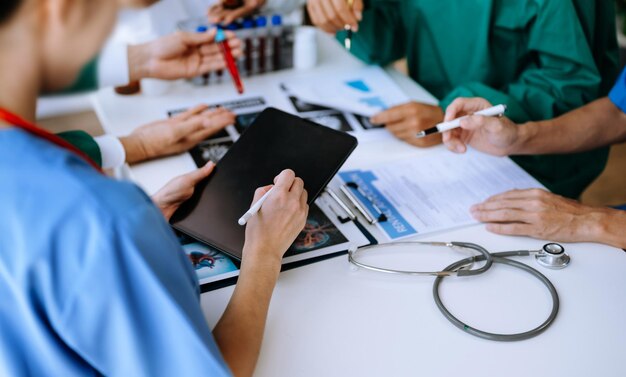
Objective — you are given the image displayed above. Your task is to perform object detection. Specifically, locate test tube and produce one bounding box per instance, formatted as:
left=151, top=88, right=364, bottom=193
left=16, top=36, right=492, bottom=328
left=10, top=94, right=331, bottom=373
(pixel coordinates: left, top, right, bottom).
left=241, top=18, right=255, bottom=77
left=271, top=15, right=283, bottom=71
left=255, top=16, right=268, bottom=74
left=196, top=25, right=211, bottom=85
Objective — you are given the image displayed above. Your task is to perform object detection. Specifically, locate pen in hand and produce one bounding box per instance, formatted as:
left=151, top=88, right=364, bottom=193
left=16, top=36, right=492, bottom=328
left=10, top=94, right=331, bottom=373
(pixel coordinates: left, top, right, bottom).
left=416, top=104, right=507, bottom=138
left=344, top=0, right=354, bottom=50
left=238, top=186, right=275, bottom=226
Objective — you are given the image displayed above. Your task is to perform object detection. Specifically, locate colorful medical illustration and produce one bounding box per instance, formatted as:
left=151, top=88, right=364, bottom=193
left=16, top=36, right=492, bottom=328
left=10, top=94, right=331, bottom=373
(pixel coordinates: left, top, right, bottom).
left=287, top=204, right=348, bottom=255
left=182, top=242, right=239, bottom=280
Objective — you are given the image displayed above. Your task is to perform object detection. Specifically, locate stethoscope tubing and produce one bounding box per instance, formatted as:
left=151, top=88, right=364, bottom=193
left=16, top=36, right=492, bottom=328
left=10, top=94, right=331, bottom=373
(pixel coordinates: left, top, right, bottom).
left=432, top=253, right=560, bottom=342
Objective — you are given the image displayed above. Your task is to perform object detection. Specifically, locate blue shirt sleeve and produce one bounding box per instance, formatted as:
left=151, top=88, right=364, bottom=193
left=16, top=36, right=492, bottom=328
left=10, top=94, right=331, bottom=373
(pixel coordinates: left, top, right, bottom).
left=608, top=67, right=626, bottom=113
left=54, top=190, right=232, bottom=377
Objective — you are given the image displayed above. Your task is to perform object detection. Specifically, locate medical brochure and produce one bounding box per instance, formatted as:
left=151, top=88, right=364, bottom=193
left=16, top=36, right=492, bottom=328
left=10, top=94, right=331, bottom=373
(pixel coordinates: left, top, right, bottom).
left=338, top=148, right=545, bottom=241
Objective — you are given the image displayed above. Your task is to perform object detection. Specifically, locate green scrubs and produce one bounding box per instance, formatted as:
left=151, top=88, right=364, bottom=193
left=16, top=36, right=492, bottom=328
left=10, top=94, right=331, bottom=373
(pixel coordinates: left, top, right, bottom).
left=341, top=0, right=618, bottom=198
left=50, top=59, right=104, bottom=167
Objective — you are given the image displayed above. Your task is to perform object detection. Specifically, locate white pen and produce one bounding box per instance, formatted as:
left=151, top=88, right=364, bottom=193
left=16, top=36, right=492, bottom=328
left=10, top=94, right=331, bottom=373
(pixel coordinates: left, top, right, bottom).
left=416, top=104, right=507, bottom=138
left=238, top=186, right=275, bottom=226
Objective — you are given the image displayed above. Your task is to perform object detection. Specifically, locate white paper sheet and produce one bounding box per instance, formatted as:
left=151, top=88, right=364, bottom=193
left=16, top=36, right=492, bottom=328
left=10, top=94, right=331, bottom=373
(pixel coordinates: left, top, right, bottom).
left=338, top=148, right=545, bottom=241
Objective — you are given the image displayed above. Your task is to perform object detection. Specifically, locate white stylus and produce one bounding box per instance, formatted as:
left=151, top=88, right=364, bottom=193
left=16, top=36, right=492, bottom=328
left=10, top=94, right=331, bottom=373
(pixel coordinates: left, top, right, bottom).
left=238, top=186, right=275, bottom=226
left=416, top=104, right=507, bottom=138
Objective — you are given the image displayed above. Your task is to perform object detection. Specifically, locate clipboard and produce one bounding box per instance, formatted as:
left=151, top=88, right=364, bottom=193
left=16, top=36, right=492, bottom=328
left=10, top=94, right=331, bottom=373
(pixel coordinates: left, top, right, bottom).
left=170, top=107, right=359, bottom=260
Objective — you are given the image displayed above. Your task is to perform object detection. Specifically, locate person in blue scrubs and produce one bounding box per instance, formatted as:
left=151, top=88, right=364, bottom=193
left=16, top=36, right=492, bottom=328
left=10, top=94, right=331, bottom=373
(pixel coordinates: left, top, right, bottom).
left=0, top=1, right=308, bottom=376
left=439, top=69, right=626, bottom=250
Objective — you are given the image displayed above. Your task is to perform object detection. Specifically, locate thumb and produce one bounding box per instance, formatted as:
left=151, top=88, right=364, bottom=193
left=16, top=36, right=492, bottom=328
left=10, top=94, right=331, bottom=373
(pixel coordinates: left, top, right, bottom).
left=185, top=161, right=216, bottom=186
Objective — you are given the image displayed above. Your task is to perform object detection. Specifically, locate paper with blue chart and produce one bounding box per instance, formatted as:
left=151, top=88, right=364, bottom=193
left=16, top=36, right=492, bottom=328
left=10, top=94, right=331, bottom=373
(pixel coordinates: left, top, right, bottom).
left=338, top=149, right=545, bottom=241
left=284, top=66, right=409, bottom=117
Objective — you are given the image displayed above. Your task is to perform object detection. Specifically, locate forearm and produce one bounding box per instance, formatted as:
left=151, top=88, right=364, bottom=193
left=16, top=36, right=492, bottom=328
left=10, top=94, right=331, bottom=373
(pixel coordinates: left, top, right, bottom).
left=513, top=98, right=626, bottom=154
left=212, top=248, right=281, bottom=377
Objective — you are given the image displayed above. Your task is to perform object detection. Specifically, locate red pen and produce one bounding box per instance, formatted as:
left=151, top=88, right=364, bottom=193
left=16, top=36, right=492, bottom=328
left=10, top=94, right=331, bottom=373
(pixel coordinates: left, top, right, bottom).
left=215, top=28, right=244, bottom=94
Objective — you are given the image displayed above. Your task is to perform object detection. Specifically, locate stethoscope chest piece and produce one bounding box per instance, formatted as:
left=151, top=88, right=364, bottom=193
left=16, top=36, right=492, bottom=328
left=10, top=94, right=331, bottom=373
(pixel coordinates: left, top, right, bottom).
left=535, top=243, right=570, bottom=269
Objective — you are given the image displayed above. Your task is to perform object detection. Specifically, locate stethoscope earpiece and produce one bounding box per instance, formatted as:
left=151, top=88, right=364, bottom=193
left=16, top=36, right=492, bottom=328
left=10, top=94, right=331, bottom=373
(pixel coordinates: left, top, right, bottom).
left=535, top=243, right=570, bottom=269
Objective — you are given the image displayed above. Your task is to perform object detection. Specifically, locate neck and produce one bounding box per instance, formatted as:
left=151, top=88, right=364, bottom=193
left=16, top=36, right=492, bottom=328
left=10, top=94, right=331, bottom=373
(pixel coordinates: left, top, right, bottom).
left=0, top=8, right=42, bottom=123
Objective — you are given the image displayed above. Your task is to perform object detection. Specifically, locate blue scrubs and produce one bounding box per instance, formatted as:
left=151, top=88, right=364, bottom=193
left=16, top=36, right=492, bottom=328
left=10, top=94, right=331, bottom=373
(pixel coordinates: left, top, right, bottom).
left=607, top=69, right=626, bottom=211
left=0, top=129, right=231, bottom=377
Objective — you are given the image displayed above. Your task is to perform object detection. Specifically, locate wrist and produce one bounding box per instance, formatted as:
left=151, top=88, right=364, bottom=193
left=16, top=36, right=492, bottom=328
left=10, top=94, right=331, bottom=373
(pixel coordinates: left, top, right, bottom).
left=119, top=135, right=148, bottom=164
left=509, top=121, right=537, bottom=155
left=241, top=242, right=283, bottom=275
left=127, top=44, right=151, bottom=82
left=590, top=208, right=626, bottom=249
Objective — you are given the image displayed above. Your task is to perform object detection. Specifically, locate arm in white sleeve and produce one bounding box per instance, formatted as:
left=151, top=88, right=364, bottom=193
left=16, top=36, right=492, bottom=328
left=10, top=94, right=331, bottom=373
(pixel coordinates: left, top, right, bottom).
left=97, top=43, right=131, bottom=88
left=94, top=135, right=127, bottom=169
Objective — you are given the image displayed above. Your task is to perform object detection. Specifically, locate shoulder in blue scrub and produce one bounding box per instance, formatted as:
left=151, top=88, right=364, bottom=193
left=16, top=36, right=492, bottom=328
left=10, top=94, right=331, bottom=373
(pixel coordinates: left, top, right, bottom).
left=0, top=128, right=231, bottom=377
left=608, top=69, right=626, bottom=212
left=609, top=67, right=626, bottom=113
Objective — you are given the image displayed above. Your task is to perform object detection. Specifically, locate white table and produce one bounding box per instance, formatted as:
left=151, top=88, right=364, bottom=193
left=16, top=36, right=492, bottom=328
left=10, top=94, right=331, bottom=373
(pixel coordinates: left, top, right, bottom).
left=93, top=30, right=626, bottom=377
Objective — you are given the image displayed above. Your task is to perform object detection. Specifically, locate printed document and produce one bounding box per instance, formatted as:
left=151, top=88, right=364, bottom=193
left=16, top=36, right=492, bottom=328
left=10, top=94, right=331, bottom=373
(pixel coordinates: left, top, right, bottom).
left=338, top=148, right=544, bottom=240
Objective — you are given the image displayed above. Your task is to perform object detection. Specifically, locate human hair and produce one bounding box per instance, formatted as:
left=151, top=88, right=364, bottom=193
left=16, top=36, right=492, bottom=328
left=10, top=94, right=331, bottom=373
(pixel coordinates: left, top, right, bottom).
left=0, top=0, right=21, bottom=24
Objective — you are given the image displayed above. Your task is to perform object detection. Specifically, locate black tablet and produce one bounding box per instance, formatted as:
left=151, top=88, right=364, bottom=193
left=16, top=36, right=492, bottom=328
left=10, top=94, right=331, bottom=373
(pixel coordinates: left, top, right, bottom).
left=170, top=107, right=358, bottom=260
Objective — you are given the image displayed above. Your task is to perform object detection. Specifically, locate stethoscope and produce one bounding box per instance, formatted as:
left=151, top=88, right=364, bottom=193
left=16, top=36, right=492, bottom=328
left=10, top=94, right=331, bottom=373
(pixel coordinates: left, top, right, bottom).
left=348, top=242, right=570, bottom=341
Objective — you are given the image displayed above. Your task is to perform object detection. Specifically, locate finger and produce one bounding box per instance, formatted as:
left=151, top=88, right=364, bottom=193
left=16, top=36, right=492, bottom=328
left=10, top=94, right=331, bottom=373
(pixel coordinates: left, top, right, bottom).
left=290, top=177, right=305, bottom=195
left=353, top=0, right=364, bottom=21
left=185, top=161, right=216, bottom=186
left=444, top=97, right=493, bottom=122
left=459, top=115, right=503, bottom=133
left=471, top=198, right=532, bottom=212
left=252, top=185, right=274, bottom=204
left=223, top=6, right=256, bottom=25
left=370, top=104, right=411, bottom=125
left=300, top=188, right=309, bottom=207
left=173, top=117, right=206, bottom=139
left=207, top=5, right=226, bottom=23
left=318, top=0, right=344, bottom=31
left=331, top=0, right=358, bottom=30
left=274, top=169, right=296, bottom=190
left=481, top=188, right=549, bottom=203
left=385, top=119, right=417, bottom=132
left=485, top=223, right=536, bottom=237
left=198, top=42, right=222, bottom=56
left=308, top=2, right=332, bottom=33
left=173, top=104, right=209, bottom=121
left=203, top=108, right=236, bottom=128
left=442, top=128, right=466, bottom=153
left=178, top=29, right=217, bottom=47
left=471, top=208, right=535, bottom=224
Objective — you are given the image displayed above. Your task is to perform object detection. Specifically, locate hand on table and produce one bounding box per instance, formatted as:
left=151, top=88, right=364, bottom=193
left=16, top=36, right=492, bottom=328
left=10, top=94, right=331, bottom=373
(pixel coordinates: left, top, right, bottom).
left=208, top=0, right=266, bottom=25
left=128, top=30, right=242, bottom=82
left=243, top=169, right=309, bottom=269
left=307, top=0, right=364, bottom=33
left=471, top=189, right=605, bottom=242
left=370, top=102, right=444, bottom=147
left=120, top=105, right=235, bottom=164
left=152, top=162, right=215, bottom=221
left=442, top=97, right=520, bottom=156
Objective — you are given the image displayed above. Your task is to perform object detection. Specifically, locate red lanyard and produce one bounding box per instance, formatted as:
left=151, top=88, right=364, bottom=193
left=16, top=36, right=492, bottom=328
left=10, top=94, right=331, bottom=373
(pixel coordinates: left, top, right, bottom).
left=0, top=108, right=103, bottom=173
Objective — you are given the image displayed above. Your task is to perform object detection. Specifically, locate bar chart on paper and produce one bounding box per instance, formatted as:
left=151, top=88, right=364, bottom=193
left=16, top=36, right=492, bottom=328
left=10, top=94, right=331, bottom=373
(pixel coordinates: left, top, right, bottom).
left=283, top=66, right=409, bottom=116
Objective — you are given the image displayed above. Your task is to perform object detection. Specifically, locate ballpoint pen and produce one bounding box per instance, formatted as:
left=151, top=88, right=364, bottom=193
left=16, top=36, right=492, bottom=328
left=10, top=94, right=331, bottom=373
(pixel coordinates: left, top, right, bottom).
left=416, top=104, right=507, bottom=138
left=344, top=0, right=354, bottom=50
